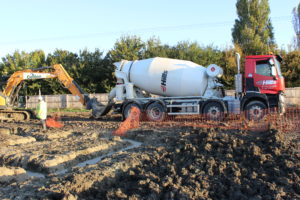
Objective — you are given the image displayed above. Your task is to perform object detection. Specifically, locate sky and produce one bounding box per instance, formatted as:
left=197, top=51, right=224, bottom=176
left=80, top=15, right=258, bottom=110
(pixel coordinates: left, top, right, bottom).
left=0, top=0, right=298, bottom=58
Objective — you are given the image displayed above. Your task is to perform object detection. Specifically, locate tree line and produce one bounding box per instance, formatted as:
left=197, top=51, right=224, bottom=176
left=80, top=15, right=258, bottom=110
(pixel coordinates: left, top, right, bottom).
left=0, top=0, right=300, bottom=95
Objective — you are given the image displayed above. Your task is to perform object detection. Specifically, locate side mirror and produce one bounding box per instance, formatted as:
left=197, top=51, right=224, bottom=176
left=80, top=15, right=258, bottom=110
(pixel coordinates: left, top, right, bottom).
left=269, top=59, right=275, bottom=66
left=271, top=66, right=277, bottom=78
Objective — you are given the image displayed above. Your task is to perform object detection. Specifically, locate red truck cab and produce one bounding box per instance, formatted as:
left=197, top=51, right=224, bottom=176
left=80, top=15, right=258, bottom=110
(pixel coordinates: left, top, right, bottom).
left=244, top=55, right=285, bottom=94
left=240, top=54, right=285, bottom=120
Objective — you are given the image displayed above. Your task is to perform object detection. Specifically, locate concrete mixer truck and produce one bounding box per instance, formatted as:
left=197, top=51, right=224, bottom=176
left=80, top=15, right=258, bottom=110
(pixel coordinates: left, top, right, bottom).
left=92, top=53, right=285, bottom=121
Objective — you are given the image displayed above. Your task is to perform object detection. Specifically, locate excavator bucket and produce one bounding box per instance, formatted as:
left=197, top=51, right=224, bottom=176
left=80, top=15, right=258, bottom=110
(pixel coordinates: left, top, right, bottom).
left=88, top=98, right=114, bottom=119
left=46, top=116, right=64, bottom=128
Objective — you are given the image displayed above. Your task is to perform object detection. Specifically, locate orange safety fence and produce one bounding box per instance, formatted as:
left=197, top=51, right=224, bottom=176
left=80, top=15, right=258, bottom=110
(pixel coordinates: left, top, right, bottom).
left=114, top=106, right=300, bottom=135
left=46, top=115, right=64, bottom=128
left=113, top=107, right=141, bottom=136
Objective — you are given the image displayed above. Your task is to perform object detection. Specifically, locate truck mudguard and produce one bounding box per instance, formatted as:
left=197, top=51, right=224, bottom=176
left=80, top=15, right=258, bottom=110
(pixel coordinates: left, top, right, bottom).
left=241, top=92, right=269, bottom=110
left=201, top=99, right=228, bottom=114
left=121, top=100, right=143, bottom=111
left=145, top=100, right=167, bottom=112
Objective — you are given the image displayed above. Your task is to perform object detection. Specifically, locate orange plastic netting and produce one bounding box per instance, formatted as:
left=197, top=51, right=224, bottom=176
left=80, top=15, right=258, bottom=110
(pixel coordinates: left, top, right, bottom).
left=113, top=107, right=300, bottom=135
left=113, top=107, right=140, bottom=136
left=46, top=116, right=64, bottom=128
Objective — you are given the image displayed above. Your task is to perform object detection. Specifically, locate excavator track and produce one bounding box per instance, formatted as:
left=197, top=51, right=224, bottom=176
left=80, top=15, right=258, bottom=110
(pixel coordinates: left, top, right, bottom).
left=0, top=109, right=33, bottom=122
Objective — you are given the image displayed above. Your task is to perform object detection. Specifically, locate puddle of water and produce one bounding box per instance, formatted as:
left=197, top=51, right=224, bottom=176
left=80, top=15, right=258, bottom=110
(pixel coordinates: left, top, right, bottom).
left=56, top=139, right=142, bottom=175
left=26, top=171, right=45, bottom=178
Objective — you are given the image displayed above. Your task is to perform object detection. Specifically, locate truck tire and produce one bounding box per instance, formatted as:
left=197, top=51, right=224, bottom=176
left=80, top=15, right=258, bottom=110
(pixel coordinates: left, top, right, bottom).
left=122, top=103, right=141, bottom=121
left=146, top=102, right=166, bottom=122
left=245, top=101, right=267, bottom=121
left=203, top=102, right=224, bottom=121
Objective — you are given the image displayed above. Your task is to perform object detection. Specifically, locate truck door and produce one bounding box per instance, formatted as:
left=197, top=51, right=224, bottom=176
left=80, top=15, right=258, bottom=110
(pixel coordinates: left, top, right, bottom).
left=253, top=59, right=278, bottom=94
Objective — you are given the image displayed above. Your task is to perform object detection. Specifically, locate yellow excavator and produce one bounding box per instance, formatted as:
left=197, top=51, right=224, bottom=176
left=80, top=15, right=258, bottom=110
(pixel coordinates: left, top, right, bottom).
left=0, top=64, right=98, bottom=121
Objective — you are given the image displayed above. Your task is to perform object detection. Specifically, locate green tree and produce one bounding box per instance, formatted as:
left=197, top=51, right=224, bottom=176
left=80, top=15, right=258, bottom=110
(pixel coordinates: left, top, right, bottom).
left=281, top=51, right=300, bottom=87
left=166, top=41, right=224, bottom=68
left=293, top=3, right=300, bottom=49
left=105, top=35, right=146, bottom=88
left=167, top=41, right=203, bottom=62
left=78, top=49, right=113, bottom=93
left=1, top=50, right=46, bottom=75
left=1, top=50, right=47, bottom=95
left=108, top=35, right=145, bottom=62
left=46, top=49, right=112, bottom=94
left=217, top=47, right=238, bottom=89
left=232, top=0, right=275, bottom=55
left=143, top=37, right=168, bottom=58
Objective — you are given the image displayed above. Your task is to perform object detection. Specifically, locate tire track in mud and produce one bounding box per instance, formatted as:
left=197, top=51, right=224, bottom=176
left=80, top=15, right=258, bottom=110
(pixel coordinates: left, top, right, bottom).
left=74, top=139, right=142, bottom=168
left=0, top=137, right=130, bottom=173
left=0, top=126, right=142, bottom=178
left=0, top=131, right=143, bottom=199
left=0, top=125, right=142, bottom=177
left=22, top=139, right=142, bottom=178
left=56, top=139, right=142, bottom=175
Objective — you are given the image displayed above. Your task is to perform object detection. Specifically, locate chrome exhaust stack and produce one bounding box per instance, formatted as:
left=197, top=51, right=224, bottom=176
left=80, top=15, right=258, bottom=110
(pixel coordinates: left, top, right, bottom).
left=235, top=53, right=243, bottom=99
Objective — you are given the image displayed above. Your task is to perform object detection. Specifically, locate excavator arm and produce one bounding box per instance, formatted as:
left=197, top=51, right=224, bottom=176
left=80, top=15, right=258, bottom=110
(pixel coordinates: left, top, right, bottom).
left=52, top=64, right=89, bottom=106
left=2, top=64, right=90, bottom=107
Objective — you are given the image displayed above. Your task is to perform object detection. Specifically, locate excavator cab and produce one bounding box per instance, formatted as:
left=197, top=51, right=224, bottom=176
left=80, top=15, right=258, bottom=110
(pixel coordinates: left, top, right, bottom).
left=0, top=92, right=6, bottom=108
left=0, top=76, right=10, bottom=108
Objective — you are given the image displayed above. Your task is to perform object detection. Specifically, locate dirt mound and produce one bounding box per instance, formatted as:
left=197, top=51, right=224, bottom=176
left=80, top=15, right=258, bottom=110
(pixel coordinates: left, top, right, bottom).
left=78, top=128, right=299, bottom=200
left=0, top=167, right=28, bottom=183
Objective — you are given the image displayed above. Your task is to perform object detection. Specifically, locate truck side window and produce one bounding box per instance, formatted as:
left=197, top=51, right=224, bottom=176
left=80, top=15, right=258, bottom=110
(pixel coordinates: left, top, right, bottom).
left=256, top=60, right=272, bottom=77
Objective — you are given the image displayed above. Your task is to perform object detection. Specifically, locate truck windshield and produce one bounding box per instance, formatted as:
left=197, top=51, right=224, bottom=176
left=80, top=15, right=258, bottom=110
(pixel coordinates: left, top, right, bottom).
left=275, top=59, right=282, bottom=76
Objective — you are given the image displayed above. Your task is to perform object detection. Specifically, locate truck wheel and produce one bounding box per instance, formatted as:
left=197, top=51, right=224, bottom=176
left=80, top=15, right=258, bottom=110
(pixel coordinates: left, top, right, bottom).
left=146, top=102, right=166, bottom=121
left=203, top=102, right=224, bottom=121
left=122, top=103, right=141, bottom=121
left=245, top=101, right=267, bottom=121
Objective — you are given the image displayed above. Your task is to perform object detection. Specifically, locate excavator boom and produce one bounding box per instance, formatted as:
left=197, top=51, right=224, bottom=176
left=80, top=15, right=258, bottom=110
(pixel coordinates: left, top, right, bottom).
left=3, top=70, right=56, bottom=96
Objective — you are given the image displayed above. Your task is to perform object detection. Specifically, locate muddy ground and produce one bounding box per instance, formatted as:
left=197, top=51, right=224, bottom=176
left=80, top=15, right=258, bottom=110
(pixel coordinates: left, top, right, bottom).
left=0, top=111, right=299, bottom=200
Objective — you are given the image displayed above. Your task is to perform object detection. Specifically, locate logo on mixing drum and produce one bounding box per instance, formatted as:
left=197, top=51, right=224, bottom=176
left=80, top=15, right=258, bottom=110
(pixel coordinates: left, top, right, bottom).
left=161, top=70, right=168, bottom=92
